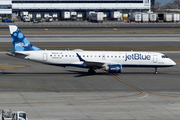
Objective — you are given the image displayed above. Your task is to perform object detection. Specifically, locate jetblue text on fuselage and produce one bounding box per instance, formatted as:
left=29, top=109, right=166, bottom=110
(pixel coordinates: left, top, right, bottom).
left=125, top=53, right=151, bottom=61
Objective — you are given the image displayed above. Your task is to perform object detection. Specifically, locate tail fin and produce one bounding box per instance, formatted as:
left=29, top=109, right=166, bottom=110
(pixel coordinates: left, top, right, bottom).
left=9, top=25, right=42, bottom=51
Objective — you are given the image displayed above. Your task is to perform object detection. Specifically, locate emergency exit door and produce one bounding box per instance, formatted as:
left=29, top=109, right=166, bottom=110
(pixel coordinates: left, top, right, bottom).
left=153, top=55, right=157, bottom=63
left=43, top=53, right=48, bottom=61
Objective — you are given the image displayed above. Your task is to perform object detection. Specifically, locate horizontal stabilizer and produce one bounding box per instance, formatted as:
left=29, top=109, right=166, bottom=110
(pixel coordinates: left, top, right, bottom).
left=6, top=52, right=28, bottom=57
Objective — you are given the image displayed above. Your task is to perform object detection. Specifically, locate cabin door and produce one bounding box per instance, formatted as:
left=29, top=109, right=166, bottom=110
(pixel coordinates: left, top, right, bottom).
left=153, top=55, right=157, bottom=63
left=43, top=53, right=48, bottom=61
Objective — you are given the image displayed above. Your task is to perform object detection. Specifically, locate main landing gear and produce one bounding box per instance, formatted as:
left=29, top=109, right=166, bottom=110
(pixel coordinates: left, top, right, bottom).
left=155, top=67, right=159, bottom=74
left=88, top=68, right=96, bottom=75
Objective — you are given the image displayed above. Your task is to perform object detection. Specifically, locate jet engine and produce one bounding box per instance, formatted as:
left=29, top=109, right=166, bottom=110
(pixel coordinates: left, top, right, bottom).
left=105, top=64, right=122, bottom=73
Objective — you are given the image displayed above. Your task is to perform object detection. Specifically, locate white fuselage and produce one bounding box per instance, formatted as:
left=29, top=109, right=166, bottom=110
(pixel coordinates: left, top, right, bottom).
left=17, top=50, right=176, bottom=68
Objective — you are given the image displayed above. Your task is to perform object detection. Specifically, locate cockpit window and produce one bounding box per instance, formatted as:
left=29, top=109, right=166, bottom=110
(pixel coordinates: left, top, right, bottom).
left=162, top=55, right=168, bottom=58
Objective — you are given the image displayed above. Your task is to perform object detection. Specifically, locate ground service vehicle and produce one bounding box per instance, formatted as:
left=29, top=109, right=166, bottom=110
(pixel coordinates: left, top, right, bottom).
left=23, top=16, right=30, bottom=22
left=173, top=13, right=180, bottom=22
left=0, top=109, right=28, bottom=120
left=110, top=11, right=121, bottom=20
left=31, top=18, right=43, bottom=23
left=164, top=13, right=172, bottom=22
left=141, top=13, right=149, bottom=22
left=71, top=12, right=77, bottom=21
left=2, top=18, right=14, bottom=23
left=89, top=12, right=103, bottom=23
left=20, top=11, right=28, bottom=20
left=61, top=11, right=70, bottom=20
left=46, top=16, right=53, bottom=22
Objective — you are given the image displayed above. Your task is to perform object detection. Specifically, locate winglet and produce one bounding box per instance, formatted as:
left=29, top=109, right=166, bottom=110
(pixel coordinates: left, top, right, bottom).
left=66, top=48, right=70, bottom=51
left=76, top=53, right=85, bottom=62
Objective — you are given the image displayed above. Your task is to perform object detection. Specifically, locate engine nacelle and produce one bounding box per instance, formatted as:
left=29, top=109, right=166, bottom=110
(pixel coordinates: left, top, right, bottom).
left=105, top=64, right=122, bottom=73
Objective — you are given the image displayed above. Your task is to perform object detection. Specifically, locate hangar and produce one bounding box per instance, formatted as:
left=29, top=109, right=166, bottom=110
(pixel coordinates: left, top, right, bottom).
left=1, top=0, right=154, bottom=19
left=0, top=0, right=12, bottom=16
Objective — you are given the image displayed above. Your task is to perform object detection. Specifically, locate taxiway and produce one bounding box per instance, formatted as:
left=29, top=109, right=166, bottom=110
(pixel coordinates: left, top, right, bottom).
left=0, top=33, right=180, bottom=120
left=0, top=52, right=180, bottom=120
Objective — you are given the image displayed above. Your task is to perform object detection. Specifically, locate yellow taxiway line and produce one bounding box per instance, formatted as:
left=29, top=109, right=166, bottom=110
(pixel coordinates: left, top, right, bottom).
left=0, top=63, right=30, bottom=69
left=110, top=73, right=146, bottom=93
left=101, top=69, right=146, bottom=94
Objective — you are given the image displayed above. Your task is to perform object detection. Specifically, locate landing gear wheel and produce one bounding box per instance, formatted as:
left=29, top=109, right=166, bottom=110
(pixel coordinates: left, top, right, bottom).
left=88, top=68, right=96, bottom=75
left=155, top=67, right=159, bottom=74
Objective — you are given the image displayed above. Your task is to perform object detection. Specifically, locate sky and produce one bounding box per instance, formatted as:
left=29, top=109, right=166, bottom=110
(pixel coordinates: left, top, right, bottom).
left=156, top=0, right=174, bottom=5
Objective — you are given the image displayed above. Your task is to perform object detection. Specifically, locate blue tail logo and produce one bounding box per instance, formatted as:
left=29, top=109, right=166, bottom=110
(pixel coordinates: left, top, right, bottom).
left=9, top=25, right=42, bottom=51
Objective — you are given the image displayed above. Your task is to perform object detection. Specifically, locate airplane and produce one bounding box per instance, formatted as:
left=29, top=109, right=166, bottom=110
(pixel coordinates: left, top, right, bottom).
left=7, top=25, right=176, bottom=74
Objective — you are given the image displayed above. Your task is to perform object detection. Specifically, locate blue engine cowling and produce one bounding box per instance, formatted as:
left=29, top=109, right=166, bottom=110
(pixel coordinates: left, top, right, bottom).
left=108, top=64, right=122, bottom=73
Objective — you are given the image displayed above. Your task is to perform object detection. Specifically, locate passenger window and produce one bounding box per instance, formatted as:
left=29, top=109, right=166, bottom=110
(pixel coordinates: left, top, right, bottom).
left=119, top=56, right=121, bottom=58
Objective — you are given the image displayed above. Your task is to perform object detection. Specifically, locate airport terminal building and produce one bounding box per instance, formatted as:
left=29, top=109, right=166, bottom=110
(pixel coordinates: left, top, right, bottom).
left=0, top=0, right=12, bottom=16
left=0, top=0, right=154, bottom=18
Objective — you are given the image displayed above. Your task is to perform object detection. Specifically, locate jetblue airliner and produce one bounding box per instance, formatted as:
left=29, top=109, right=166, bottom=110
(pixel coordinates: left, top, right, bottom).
left=7, top=25, right=176, bottom=74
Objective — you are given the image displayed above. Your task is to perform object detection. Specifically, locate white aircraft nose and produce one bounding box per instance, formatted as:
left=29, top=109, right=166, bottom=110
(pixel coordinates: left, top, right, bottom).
left=171, top=60, right=176, bottom=66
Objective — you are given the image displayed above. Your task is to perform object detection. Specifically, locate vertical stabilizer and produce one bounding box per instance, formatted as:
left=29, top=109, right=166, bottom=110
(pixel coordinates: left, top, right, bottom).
left=9, top=25, right=42, bottom=51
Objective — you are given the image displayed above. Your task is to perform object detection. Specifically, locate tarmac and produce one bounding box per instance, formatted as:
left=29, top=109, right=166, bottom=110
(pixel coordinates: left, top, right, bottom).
left=0, top=34, right=180, bottom=51
left=0, top=33, right=180, bottom=120
left=0, top=52, right=180, bottom=120
left=1, top=25, right=180, bottom=34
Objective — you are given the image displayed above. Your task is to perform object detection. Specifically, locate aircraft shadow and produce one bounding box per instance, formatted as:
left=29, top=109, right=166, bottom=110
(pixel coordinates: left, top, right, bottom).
left=66, top=70, right=109, bottom=77
left=120, top=72, right=158, bottom=74
left=118, top=72, right=176, bottom=75
left=0, top=70, right=109, bottom=77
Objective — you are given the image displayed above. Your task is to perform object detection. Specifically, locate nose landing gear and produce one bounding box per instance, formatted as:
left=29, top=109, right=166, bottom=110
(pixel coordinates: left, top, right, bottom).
left=155, top=67, right=159, bottom=74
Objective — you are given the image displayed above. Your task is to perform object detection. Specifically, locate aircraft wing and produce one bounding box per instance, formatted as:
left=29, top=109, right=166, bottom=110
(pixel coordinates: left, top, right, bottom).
left=76, top=53, right=109, bottom=68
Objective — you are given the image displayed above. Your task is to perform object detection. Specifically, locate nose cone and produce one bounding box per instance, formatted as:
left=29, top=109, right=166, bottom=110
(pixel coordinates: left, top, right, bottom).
left=170, top=60, right=176, bottom=66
